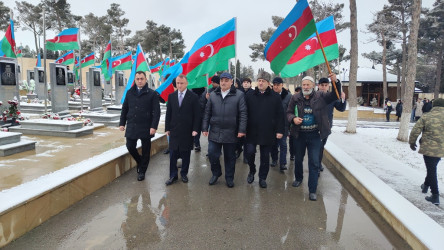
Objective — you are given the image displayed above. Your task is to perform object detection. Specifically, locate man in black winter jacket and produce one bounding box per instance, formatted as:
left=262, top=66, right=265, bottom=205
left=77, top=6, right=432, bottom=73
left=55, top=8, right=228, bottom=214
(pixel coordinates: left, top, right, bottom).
left=202, top=72, right=247, bottom=188
left=245, top=71, right=284, bottom=188
left=120, top=71, right=161, bottom=181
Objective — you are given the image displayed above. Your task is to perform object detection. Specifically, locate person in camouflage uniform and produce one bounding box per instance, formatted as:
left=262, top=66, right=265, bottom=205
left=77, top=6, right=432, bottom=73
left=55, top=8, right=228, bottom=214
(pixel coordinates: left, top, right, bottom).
left=409, top=98, right=444, bottom=205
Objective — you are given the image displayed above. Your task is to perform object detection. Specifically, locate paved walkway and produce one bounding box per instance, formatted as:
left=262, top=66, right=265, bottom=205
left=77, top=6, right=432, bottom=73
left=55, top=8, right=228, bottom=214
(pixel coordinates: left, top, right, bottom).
left=4, top=138, right=409, bottom=249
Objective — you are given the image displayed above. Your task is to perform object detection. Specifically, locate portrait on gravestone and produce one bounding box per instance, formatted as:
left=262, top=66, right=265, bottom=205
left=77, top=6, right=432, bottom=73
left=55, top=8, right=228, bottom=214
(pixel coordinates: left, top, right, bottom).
left=56, top=67, right=66, bottom=85
left=29, top=71, right=34, bottom=80
left=118, top=73, right=124, bottom=86
left=0, top=63, right=16, bottom=85
left=93, top=71, right=100, bottom=86
left=38, top=70, right=44, bottom=83
left=67, top=72, right=74, bottom=84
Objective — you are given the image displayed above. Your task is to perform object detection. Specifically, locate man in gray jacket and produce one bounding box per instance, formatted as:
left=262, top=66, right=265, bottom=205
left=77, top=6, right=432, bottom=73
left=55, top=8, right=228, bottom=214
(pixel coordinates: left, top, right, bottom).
left=202, top=72, right=247, bottom=188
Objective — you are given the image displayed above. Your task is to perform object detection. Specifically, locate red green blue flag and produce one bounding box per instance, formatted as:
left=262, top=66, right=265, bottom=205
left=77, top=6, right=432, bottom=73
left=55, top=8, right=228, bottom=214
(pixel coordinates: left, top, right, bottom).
left=111, top=52, right=132, bottom=72
left=101, top=40, right=112, bottom=81
left=0, top=19, right=16, bottom=58
left=181, top=18, right=235, bottom=89
left=55, top=50, right=74, bottom=65
left=149, top=61, right=162, bottom=74
left=16, top=47, right=22, bottom=58
left=46, top=28, right=79, bottom=51
left=264, top=0, right=316, bottom=75
left=75, top=52, right=95, bottom=68
left=121, top=44, right=149, bottom=103
left=281, top=16, right=339, bottom=78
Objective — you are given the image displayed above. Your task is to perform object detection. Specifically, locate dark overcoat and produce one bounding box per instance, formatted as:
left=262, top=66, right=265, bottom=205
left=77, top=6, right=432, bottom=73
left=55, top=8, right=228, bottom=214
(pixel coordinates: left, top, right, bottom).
left=245, top=86, right=284, bottom=146
left=165, top=90, right=201, bottom=151
left=119, top=84, right=161, bottom=139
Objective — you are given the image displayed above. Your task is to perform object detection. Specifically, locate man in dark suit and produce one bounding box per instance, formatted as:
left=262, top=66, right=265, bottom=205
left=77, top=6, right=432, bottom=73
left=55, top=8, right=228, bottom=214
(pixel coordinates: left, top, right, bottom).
left=165, top=74, right=200, bottom=185
left=119, top=71, right=161, bottom=181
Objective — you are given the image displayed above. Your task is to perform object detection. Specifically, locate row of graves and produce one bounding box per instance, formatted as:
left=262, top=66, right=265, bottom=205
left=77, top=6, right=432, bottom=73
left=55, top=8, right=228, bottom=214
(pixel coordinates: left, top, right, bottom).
left=0, top=58, right=128, bottom=156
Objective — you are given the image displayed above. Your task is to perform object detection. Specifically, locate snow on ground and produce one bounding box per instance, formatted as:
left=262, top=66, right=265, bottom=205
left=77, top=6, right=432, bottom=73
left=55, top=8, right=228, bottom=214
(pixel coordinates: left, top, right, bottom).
left=329, top=120, right=444, bottom=227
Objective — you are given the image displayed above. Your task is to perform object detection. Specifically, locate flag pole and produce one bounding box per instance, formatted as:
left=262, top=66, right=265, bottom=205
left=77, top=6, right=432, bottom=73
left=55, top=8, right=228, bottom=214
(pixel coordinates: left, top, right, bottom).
left=42, top=6, right=48, bottom=114
left=316, top=30, right=339, bottom=99
left=79, top=28, right=83, bottom=112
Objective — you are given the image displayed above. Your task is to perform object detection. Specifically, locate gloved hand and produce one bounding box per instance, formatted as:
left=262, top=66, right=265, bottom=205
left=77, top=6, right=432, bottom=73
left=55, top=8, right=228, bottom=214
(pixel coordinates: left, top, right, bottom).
left=410, top=143, right=417, bottom=151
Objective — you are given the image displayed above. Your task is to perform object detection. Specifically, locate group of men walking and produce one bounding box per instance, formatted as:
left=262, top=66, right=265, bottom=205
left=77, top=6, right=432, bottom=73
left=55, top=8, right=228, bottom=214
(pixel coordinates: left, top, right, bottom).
left=119, top=70, right=343, bottom=201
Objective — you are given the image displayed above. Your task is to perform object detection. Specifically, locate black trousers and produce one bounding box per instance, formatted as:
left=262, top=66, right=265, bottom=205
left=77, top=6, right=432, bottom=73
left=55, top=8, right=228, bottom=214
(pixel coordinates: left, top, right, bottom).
left=126, top=137, right=151, bottom=174
left=246, top=143, right=272, bottom=180
left=424, top=155, right=441, bottom=195
left=169, top=149, right=191, bottom=178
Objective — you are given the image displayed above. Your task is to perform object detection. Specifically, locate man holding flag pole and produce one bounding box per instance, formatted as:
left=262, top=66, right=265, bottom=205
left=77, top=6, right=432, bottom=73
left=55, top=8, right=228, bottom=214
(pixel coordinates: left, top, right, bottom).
left=264, top=0, right=341, bottom=200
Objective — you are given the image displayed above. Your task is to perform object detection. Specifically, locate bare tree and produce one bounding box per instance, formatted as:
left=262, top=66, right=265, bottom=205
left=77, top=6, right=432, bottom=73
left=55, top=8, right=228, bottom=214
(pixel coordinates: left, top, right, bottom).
left=367, top=9, right=399, bottom=102
left=398, top=0, right=422, bottom=141
left=346, top=0, right=358, bottom=133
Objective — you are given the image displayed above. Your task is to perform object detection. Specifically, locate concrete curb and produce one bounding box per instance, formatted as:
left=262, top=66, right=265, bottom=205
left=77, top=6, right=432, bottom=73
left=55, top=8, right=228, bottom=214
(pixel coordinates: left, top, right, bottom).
left=324, top=140, right=444, bottom=250
left=0, top=134, right=168, bottom=248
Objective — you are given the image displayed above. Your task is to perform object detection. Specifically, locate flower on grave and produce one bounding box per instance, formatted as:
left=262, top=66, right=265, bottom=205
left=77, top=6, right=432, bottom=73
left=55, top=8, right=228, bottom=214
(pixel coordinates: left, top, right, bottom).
left=2, top=128, right=8, bottom=132
left=83, top=118, right=93, bottom=126
left=2, top=97, right=23, bottom=122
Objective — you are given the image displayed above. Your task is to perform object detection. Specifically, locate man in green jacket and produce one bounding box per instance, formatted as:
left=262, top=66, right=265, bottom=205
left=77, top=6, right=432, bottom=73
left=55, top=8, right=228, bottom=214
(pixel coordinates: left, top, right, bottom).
left=409, top=98, right=444, bottom=205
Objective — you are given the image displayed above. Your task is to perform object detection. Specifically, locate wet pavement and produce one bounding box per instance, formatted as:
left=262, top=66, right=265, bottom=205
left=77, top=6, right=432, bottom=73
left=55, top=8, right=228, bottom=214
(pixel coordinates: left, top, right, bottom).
left=4, top=139, right=410, bottom=249
left=0, top=127, right=126, bottom=191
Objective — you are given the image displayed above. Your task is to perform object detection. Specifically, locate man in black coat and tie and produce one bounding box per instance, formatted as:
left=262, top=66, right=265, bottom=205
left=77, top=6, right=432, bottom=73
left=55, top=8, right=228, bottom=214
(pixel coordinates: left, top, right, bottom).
left=119, top=71, right=161, bottom=181
left=165, top=74, right=201, bottom=185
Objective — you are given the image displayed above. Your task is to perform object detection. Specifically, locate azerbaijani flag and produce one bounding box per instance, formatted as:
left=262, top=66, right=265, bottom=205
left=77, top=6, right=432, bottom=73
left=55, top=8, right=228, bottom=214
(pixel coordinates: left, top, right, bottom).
left=16, top=47, right=22, bottom=58
left=101, top=40, right=112, bottom=81
left=36, top=53, right=41, bottom=67
left=110, top=52, right=132, bottom=72
left=159, top=57, right=170, bottom=75
left=156, top=53, right=188, bottom=102
left=1, top=19, right=16, bottom=58
left=75, top=52, right=95, bottom=68
left=55, top=50, right=74, bottom=65
left=149, top=61, right=162, bottom=74
left=182, top=18, right=235, bottom=89
left=264, top=0, right=316, bottom=75
left=46, top=28, right=79, bottom=51
left=281, top=16, right=339, bottom=78
left=170, top=59, right=176, bottom=67
left=120, top=44, right=149, bottom=103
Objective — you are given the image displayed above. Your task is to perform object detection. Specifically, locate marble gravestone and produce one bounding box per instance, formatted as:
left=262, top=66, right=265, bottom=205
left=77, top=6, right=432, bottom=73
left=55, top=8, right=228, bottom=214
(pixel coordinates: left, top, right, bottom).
left=34, top=67, right=46, bottom=99
left=67, top=70, right=75, bottom=94
left=104, top=78, right=112, bottom=98
left=114, top=71, right=125, bottom=105
left=88, top=68, right=103, bottom=111
left=49, top=63, right=69, bottom=114
left=0, top=58, right=20, bottom=107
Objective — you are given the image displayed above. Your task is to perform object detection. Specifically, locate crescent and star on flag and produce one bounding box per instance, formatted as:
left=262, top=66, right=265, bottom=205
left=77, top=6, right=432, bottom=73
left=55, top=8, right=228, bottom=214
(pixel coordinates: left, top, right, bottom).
left=199, top=44, right=214, bottom=59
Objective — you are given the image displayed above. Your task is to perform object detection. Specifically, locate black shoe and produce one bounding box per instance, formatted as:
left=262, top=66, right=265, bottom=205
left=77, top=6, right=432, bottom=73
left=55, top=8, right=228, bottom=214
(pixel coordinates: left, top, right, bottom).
left=270, top=161, right=277, bottom=167
left=421, top=184, right=429, bottom=193
left=259, top=179, right=267, bottom=188
left=425, top=194, right=440, bottom=205
left=280, top=165, right=287, bottom=172
left=163, top=149, right=170, bottom=154
left=247, top=172, right=254, bottom=184
left=195, top=146, right=201, bottom=152
left=209, top=175, right=220, bottom=185
left=319, top=166, right=324, bottom=172
left=290, top=155, right=295, bottom=161
left=292, top=180, right=302, bottom=187
left=165, top=176, right=178, bottom=185
left=181, top=175, right=188, bottom=183
left=243, top=157, right=248, bottom=164
left=137, top=172, right=145, bottom=181
left=309, top=193, right=317, bottom=201
left=226, top=179, right=234, bottom=188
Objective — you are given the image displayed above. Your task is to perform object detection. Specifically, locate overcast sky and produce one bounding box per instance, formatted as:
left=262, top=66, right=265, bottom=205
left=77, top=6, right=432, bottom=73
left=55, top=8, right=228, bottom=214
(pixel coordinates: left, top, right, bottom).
left=2, top=0, right=435, bottom=76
